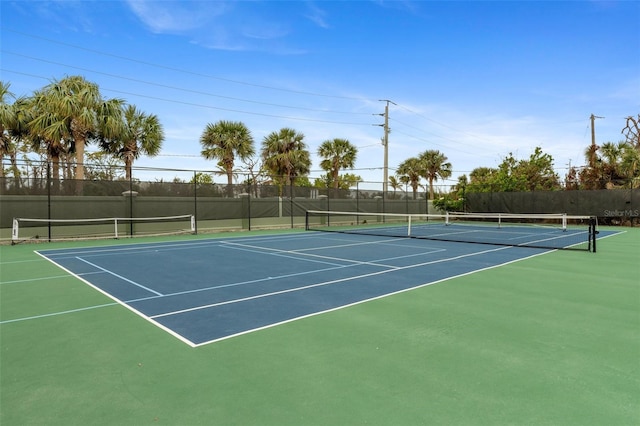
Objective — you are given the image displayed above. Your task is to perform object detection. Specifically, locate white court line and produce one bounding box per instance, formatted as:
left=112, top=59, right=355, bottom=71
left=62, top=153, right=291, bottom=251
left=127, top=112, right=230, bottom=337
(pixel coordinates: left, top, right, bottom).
left=36, top=232, right=314, bottom=259
left=193, top=247, right=554, bottom=347
left=32, top=251, right=195, bottom=346
left=124, top=247, right=447, bottom=305
left=0, top=258, right=49, bottom=265
left=75, top=257, right=163, bottom=296
left=35, top=231, right=418, bottom=262
left=0, top=270, right=104, bottom=286
left=39, top=239, right=225, bottom=259
left=127, top=264, right=361, bottom=303
left=0, top=303, right=118, bottom=324
left=519, top=232, right=589, bottom=247
left=7, top=230, right=624, bottom=341
left=219, top=235, right=443, bottom=268
left=221, top=240, right=402, bottom=269
left=151, top=245, right=512, bottom=320
left=220, top=243, right=352, bottom=267
left=1, top=275, right=71, bottom=285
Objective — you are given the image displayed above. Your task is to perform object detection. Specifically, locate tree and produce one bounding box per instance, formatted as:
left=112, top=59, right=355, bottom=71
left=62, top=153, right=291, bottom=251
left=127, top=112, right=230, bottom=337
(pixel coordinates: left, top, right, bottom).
left=619, top=142, right=640, bottom=188
left=516, top=147, right=560, bottom=191
left=396, top=157, right=423, bottom=199
left=261, top=128, right=311, bottom=194
left=190, top=172, right=214, bottom=185
left=599, top=141, right=622, bottom=186
left=494, top=152, right=524, bottom=192
left=0, top=82, right=19, bottom=179
left=388, top=175, right=402, bottom=199
left=579, top=141, right=636, bottom=189
left=565, top=166, right=579, bottom=190
left=453, top=174, right=467, bottom=200
left=102, top=104, right=164, bottom=181
left=1, top=85, right=34, bottom=184
left=622, top=115, right=640, bottom=148
left=84, top=151, right=125, bottom=181
left=241, top=156, right=266, bottom=197
left=317, top=138, right=357, bottom=189
left=466, top=148, right=559, bottom=192
left=467, top=167, right=498, bottom=192
left=26, top=88, right=70, bottom=184
left=419, top=149, right=452, bottom=200
left=313, top=172, right=362, bottom=190
left=579, top=143, right=603, bottom=190
left=41, top=76, right=124, bottom=188
left=200, top=120, right=254, bottom=197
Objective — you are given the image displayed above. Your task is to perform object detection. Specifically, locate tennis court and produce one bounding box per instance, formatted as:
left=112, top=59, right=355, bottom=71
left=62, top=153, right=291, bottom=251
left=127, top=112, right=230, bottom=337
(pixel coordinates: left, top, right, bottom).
left=35, top=215, right=609, bottom=347
left=1, top=224, right=638, bottom=425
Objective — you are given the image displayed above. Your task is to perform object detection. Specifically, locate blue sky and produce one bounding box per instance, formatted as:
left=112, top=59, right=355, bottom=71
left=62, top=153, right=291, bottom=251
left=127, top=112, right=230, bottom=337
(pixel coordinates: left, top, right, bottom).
left=2, top=0, right=639, bottom=188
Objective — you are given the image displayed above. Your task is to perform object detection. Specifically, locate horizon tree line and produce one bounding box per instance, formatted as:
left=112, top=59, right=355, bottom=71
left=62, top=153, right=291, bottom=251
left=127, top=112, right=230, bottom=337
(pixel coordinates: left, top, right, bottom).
left=2, top=77, right=639, bottom=198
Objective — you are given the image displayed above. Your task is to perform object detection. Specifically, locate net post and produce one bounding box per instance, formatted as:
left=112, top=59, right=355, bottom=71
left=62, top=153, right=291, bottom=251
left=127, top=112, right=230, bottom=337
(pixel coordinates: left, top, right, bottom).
left=445, top=211, right=450, bottom=226
left=190, top=215, right=196, bottom=233
left=407, top=214, right=412, bottom=236
left=591, top=216, right=598, bottom=253
left=114, top=218, right=119, bottom=239
left=305, top=211, right=309, bottom=231
left=498, top=213, right=502, bottom=229
left=11, top=218, right=19, bottom=244
left=562, top=214, right=567, bottom=231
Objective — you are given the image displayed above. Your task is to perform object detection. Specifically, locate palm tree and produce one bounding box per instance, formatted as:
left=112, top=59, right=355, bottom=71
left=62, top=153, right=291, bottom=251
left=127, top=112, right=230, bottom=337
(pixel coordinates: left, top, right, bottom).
left=41, top=76, right=124, bottom=188
left=580, top=144, right=604, bottom=189
left=0, top=84, right=32, bottom=182
left=619, top=142, right=640, bottom=188
left=26, top=88, right=70, bottom=185
left=102, top=104, right=163, bottom=181
left=396, top=157, right=423, bottom=199
left=388, top=176, right=402, bottom=199
left=599, top=141, right=621, bottom=185
left=317, top=138, right=357, bottom=189
left=200, top=120, right=254, bottom=197
left=419, top=149, right=452, bottom=200
left=261, top=128, right=310, bottom=194
left=0, top=82, right=16, bottom=179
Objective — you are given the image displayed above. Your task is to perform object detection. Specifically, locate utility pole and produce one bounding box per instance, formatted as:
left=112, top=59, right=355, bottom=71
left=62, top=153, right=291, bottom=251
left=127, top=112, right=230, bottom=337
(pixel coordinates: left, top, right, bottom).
left=590, top=114, right=604, bottom=167
left=379, top=99, right=396, bottom=193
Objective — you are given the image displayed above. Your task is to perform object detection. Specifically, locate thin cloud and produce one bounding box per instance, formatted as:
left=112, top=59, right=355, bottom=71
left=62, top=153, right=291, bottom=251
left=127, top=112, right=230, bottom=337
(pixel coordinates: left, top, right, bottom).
left=125, top=0, right=227, bottom=33
left=304, top=2, right=330, bottom=29
left=125, top=0, right=307, bottom=54
left=13, top=1, right=99, bottom=34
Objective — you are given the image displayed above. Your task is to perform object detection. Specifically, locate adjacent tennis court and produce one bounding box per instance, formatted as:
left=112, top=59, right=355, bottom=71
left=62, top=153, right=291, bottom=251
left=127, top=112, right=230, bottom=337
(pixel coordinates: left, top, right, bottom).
left=1, top=223, right=638, bottom=425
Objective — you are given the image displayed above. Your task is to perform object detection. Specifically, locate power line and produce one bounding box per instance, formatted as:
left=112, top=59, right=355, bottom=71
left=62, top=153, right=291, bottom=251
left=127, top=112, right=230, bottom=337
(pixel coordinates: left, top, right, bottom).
left=1, top=50, right=373, bottom=116
left=394, top=103, right=496, bottom=143
left=0, top=68, right=375, bottom=127
left=4, top=28, right=376, bottom=102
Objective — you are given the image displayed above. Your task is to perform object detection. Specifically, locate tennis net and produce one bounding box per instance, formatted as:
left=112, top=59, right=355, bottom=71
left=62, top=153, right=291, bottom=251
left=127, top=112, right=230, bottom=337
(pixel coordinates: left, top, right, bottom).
left=305, top=210, right=598, bottom=252
left=11, top=214, right=195, bottom=244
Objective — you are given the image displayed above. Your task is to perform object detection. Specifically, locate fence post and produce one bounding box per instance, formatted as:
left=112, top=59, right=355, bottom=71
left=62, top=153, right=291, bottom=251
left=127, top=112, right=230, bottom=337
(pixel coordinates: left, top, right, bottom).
left=121, top=190, right=138, bottom=236
left=375, top=196, right=383, bottom=223
left=47, top=161, right=51, bottom=242
left=318, top=194, right=328, bottom=226
left=193, top=171, right=198, bottom=234
left=129, top=173, right=134, bottom=235
left=290, top=183, right=294, bottom=228
left=240, top=193, right=250, bottom=230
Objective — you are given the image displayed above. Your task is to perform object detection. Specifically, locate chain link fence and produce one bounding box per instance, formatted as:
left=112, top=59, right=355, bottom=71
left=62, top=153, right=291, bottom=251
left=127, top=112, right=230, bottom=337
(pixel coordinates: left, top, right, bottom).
left=2, top=162, right=637, bottom=241
left=0, top=168, right=434, bottom=240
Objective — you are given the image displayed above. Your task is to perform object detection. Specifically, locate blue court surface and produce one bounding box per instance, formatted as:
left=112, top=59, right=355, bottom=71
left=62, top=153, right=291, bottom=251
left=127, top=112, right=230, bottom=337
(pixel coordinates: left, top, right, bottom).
left=36, top=231, right=613, bottom=347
